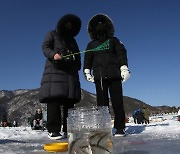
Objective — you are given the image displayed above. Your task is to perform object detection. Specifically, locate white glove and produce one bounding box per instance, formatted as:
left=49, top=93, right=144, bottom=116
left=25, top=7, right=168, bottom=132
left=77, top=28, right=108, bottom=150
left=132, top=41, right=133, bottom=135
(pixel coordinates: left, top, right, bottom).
left=120, top=65, right=130, bottom=83
left=84, top=69, right=94, bottom=82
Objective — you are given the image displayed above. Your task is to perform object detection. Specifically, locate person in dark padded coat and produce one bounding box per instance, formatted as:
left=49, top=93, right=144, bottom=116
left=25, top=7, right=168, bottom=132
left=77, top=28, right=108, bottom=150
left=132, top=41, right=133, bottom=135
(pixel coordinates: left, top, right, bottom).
left=39, top=14, right=81, bottom=140
left=84, top=14, right=130, bottom=136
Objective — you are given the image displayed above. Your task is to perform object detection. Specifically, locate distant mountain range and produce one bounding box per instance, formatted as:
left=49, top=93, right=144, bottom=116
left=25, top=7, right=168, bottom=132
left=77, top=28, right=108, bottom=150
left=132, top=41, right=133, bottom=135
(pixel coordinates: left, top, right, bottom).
left=0, top=89, right=179, bottom=126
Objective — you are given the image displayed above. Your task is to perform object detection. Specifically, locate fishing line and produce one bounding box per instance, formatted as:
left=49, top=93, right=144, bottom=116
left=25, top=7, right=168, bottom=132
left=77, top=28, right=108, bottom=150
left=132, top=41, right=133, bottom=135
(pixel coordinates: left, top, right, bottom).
left=61, top=39, right=110, bottom=58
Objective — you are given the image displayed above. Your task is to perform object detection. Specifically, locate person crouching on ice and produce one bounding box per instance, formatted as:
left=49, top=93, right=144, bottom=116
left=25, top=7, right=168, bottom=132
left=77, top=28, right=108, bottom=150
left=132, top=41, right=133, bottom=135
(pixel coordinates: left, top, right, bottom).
left=83, top=14, right=130, bottom=136
left=33, top=108, right=43, bottom=129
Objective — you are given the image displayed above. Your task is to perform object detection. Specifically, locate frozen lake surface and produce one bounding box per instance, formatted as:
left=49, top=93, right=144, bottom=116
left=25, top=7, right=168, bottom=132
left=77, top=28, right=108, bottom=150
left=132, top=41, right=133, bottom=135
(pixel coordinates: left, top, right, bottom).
left=0, top=117, right=180, bottom=154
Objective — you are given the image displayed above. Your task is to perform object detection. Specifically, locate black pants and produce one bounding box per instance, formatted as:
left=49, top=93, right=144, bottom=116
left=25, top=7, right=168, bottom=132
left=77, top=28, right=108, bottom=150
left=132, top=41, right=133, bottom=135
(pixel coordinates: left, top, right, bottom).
left=46, top=101, right=74, bottom=133
left=95, top=78, right=125, bottom=130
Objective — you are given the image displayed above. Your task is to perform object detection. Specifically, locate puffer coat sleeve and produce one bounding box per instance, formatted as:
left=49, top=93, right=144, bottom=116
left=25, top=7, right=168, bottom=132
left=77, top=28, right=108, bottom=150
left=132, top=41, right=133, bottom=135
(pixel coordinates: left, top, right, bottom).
left=83, top=43, right=94, bottom=69
left=113, top=37, right=128, bottom=67
left=42, top=31, right=57, bottom=60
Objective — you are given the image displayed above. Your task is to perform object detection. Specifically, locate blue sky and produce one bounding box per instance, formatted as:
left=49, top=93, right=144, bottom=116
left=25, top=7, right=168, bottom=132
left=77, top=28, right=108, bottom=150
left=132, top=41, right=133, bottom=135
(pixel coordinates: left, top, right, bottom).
left=0, top=0, right=180, bottom=107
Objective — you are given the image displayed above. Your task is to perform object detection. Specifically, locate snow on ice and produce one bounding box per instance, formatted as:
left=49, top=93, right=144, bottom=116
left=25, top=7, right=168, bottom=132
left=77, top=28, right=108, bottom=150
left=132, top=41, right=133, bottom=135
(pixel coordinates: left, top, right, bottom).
left=0, top=115, right=180, bottom=154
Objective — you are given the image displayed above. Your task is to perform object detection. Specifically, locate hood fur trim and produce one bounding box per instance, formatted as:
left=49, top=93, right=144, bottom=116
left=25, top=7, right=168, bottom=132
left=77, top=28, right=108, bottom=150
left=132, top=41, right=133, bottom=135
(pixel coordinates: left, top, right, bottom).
left=88, top=13, right=114, bottom=40
left=56, top=14, right=81, bottom=38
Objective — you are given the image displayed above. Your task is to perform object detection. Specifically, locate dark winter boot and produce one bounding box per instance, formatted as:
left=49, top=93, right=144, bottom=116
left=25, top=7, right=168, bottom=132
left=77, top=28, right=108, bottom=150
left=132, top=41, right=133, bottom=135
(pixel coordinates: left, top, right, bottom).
left=114, top=129, right=126, bottom=137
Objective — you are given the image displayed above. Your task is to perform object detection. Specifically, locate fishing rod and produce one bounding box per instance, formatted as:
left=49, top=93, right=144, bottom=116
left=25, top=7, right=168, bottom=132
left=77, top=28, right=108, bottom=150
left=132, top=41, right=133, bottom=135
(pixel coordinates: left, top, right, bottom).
left=61, top=39, right=110, bottom=58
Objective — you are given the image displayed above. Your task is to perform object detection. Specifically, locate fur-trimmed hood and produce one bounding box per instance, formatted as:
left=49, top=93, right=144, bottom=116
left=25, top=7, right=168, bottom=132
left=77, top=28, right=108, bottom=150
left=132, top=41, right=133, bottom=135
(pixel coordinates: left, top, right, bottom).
left=88, top=14, right=114, bottom=40
left=56, top=14, right=81, bottom=38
